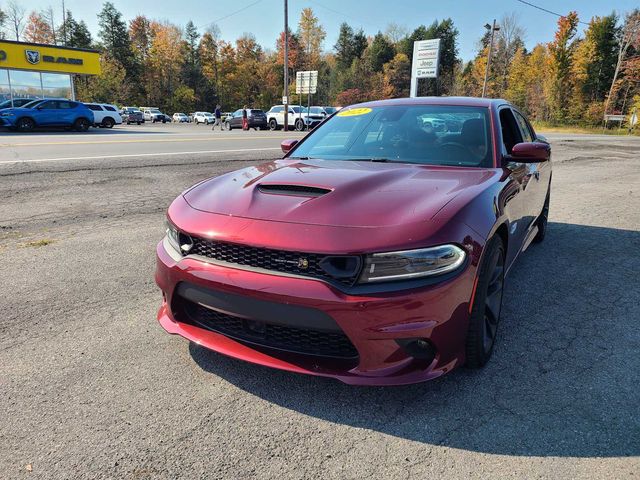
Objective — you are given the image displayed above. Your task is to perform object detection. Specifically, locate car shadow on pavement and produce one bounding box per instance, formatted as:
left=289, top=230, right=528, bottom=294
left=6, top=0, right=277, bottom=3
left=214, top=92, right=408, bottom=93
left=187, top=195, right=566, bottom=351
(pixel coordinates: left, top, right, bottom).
left=189, top=222, right=640, bottom=458
left=0, top=128, right=168, bottom=136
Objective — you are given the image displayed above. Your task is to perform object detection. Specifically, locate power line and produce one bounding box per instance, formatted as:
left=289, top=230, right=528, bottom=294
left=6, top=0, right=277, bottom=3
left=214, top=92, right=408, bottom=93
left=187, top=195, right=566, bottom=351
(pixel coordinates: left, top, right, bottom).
left=514, top=0, right=590, bottom=25
left=198, top=0, right=264, bottom=29
left=307, top=0, right=370, bottom=30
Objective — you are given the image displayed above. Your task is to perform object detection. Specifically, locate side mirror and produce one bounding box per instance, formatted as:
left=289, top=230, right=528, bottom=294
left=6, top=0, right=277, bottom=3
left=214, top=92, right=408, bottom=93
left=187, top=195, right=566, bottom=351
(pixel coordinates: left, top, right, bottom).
left=508, top=142, right=550, bottom=163
left=281, top=139, right=299, bottom=154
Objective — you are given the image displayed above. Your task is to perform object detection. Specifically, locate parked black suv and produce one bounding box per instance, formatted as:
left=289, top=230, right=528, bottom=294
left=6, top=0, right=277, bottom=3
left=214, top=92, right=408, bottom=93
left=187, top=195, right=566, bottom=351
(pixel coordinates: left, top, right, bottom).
left=225, top=109, right=268, bottom=130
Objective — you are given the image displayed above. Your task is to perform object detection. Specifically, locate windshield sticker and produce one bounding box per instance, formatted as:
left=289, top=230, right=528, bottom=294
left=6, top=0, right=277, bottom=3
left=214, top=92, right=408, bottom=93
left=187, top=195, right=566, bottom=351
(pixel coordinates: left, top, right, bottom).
left=337, top=107, right=372, bottom=117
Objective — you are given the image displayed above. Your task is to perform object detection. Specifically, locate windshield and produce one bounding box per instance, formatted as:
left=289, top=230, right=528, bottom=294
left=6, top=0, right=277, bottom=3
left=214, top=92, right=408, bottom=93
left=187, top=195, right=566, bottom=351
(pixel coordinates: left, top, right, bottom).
left=150, top=109, right=161, bottom=114
left=21, top=100, right=42, bottom=109
left=289, top=105, right=493, bottom=167
left=324, top=107, right=337, bottom=114
left=306, top=107, right=324, bottom=114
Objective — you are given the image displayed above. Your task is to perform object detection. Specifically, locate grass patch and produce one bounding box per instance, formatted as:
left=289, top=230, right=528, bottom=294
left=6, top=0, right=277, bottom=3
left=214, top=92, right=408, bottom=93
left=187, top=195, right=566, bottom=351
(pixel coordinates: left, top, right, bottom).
left=533, top=121, right=639, bottom=136
left=24, top=239, right=55, bottom=248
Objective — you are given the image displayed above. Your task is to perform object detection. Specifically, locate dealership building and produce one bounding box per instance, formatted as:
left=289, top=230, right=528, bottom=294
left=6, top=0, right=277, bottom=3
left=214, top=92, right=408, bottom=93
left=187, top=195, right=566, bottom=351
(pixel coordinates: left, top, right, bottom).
left=0, top=40, right=101, bottom=105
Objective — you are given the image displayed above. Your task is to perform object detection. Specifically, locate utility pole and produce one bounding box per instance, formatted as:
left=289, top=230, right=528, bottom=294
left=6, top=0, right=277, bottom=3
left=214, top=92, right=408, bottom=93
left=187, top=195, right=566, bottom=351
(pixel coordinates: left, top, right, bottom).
left=283, top=0, right=289, bottom=132
left=62, top=0, right=66, bottom=46
left=482, top=19, right=499, bottom=98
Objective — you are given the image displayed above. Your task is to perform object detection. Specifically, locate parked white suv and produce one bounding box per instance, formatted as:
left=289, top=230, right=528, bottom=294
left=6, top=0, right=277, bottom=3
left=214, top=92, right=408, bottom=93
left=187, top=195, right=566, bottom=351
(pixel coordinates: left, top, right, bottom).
left=84, top=103, right=123, bottom=128
left=193, top=112, right=215, bottom=124
left=266, top=105, right=324, bottom=131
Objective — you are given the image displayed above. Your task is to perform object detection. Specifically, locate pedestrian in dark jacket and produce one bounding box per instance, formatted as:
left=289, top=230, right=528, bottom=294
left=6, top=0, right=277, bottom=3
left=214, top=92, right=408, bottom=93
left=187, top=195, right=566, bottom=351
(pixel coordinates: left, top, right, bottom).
left=212, top=105, right=222, bottom=131
left=242, top=105, right=249, bottom=131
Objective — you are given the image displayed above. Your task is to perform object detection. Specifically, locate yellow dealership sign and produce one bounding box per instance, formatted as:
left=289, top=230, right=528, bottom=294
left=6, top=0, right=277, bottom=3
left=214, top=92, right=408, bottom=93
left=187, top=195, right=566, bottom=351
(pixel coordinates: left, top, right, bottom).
left=0, top=40, right=101, bottom=75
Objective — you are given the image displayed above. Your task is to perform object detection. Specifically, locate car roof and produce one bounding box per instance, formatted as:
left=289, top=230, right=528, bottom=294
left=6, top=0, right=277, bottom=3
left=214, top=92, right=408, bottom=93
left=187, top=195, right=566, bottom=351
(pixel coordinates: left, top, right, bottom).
left=349, top=96, right=509, bottom=109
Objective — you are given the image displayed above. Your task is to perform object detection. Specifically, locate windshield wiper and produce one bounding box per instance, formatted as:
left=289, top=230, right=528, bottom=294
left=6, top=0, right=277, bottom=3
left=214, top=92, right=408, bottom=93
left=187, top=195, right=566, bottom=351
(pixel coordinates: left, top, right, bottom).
left=353, top=157, right=391, bottom=162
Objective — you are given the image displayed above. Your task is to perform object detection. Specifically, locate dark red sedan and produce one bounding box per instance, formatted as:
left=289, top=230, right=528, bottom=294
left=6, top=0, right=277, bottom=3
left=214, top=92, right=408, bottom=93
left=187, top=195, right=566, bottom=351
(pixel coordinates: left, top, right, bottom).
left=155, top=97, right=551, bottom=385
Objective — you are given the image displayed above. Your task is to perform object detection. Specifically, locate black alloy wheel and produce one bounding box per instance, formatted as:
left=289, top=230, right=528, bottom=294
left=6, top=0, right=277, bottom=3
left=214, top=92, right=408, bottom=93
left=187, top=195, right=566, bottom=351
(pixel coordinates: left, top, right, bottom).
left=295, top=119, right=304, bottom=131
left=102, top=117, right=115, bottom=128
left=269, top=119, right=278, bottom=130
left=74, top=118, right=90, bottom=132
left=465, top=236, right=505, bottom=368
left=17, top=117, right=35, bottom=132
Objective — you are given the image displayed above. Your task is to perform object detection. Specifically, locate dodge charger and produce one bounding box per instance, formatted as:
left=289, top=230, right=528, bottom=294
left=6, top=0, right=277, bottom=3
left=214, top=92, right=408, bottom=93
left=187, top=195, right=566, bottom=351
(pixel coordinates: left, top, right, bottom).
left=155, top=97, right=552, bottom=385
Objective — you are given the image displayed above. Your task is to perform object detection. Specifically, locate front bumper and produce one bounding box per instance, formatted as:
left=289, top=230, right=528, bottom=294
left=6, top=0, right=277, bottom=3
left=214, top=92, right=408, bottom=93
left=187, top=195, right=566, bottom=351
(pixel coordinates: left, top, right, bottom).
left=155, top=235, right=477, bottom=385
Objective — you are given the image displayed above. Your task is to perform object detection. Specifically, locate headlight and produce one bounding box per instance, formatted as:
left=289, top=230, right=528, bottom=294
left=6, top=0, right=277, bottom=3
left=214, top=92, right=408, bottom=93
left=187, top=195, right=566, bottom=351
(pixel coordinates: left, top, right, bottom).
left=165, top=220, right=193, bottom=254
left=165, top=220, right=180, bottom=252
left=359, top=245, right=466, bottom=283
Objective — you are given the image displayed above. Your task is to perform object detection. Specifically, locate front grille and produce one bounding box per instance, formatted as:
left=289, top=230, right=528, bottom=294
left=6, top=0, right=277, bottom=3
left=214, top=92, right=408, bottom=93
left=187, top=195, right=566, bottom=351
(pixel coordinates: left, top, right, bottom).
left=188, top=237, right=361, bottom=286
left=183, top=302, right=358, bottom=359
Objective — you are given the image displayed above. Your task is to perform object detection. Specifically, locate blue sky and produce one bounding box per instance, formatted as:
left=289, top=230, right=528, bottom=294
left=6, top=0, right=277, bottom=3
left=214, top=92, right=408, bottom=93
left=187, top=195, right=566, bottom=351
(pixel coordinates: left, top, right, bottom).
left=19, top=0, right=640, bottom=60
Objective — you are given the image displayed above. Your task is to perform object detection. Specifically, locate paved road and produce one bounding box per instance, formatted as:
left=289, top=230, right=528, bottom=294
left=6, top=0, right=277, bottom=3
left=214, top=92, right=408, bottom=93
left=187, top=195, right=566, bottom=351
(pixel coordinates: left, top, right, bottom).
left=0, top=131, right=639, bottom=479
left=0, top=123, right=305, bottom=164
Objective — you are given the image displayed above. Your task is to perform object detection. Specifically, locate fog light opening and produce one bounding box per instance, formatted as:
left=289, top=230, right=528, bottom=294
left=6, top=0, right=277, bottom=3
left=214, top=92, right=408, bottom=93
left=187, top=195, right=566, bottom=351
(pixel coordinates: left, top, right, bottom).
left=396, top=338, right=436, bottom=362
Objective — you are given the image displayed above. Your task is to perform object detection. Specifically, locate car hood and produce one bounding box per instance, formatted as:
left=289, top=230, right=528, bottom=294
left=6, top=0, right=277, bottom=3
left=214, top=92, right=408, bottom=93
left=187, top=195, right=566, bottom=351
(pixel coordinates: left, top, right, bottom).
left=183, top=159, right=498, bottom=228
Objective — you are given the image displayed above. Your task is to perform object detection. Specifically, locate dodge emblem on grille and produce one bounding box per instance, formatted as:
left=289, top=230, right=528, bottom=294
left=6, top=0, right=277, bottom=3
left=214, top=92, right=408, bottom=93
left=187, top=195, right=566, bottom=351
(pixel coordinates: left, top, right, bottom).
left=298, top=258, right=309, bottom=269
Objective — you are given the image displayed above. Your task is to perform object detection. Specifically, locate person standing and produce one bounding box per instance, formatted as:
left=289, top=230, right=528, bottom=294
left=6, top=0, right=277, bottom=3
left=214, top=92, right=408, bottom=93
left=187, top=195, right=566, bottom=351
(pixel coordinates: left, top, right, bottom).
left=212, top=105, right=222, bottom=131
left=242, top=105, right=249, bottom=131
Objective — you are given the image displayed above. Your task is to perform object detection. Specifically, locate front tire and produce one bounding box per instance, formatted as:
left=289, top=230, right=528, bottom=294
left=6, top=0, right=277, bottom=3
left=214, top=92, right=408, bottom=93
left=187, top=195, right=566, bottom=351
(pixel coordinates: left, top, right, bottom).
left=16, top=117, right=35, bottom=132
left=465, top=235, right=505, bottom=368
left=74, top=118, right=90, bottom=132
left=225, top=122, right=231, bottom=130
left=295, top=119, right=304, bottom=131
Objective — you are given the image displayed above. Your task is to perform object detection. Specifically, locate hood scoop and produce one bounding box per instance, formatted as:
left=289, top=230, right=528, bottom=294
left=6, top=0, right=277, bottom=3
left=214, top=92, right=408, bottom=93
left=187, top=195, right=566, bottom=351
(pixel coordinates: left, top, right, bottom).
left=257, top=183, right=332, bottom=198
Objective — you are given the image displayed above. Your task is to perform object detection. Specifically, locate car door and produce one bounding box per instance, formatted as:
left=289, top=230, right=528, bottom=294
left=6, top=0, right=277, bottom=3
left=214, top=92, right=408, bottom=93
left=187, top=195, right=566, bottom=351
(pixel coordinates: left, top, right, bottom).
left=498, top=106, right=530, bottom=264
left=33, top=100, right=59, bottom=126
left=58, top=101, right=78, bottom=125
left=512, top=109, right=550, bottom=221
left=231, top=110, right=242, bottom=128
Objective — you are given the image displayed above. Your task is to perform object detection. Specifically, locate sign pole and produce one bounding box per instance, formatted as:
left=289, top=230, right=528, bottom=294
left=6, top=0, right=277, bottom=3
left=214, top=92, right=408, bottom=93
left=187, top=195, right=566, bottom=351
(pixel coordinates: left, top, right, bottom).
left=283, top=0, right=289, bottom=132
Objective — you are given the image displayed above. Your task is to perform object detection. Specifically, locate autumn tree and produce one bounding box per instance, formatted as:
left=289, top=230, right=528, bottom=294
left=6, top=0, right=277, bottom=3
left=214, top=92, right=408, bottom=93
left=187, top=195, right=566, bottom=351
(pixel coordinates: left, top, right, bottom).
left=547, top=12, right=579, bottom=122
left=492, top=13, right=526, bottom=95
left=24, top=11, right=55, bottom=44
left=382, top=53, right=410, bottom=98
left=298, top=8, right=326, bottom=69
left=76, top=55, right=129, bottom=103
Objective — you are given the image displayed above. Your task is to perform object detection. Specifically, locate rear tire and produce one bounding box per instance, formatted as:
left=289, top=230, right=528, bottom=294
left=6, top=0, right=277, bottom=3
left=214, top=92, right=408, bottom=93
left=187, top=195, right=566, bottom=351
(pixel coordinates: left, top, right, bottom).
left=465, top=236, right=505, bottom=368
left=74, top=118, right=90, bottom=132
left=16, top=117, right=35, bottom=132
left=102, top=117, right=115, bottom=129
left=269, top=119, right=278, bottom=131
left=533, top=189, right=550, bottom=243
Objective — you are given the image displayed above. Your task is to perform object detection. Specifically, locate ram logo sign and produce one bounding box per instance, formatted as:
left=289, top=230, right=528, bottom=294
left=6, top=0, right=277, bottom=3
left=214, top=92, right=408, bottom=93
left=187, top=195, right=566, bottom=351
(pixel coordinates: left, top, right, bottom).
left=25, top=49, right=41, bottom=65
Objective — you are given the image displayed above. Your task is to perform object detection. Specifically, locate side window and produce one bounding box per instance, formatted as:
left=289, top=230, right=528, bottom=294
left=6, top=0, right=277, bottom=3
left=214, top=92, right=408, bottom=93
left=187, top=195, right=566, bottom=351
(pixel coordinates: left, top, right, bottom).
left=58, top=101, right=74, bottom=109
left=513, top=110, right=534, bottom=143
left=104, top=105, right=116, bottom=112
left=498, top=108, right=523, bottom=154
left=86, top=104, right=102, bottom=111
left=273, top=106, right=283, bottom=113
left=39, top=101, right=57, bottom=109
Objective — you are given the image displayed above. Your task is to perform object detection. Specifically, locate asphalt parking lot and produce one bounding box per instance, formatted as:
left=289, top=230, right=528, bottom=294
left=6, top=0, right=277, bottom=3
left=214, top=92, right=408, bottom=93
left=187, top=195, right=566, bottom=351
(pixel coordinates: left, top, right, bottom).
left=1, top=125, right=639, bottom=479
